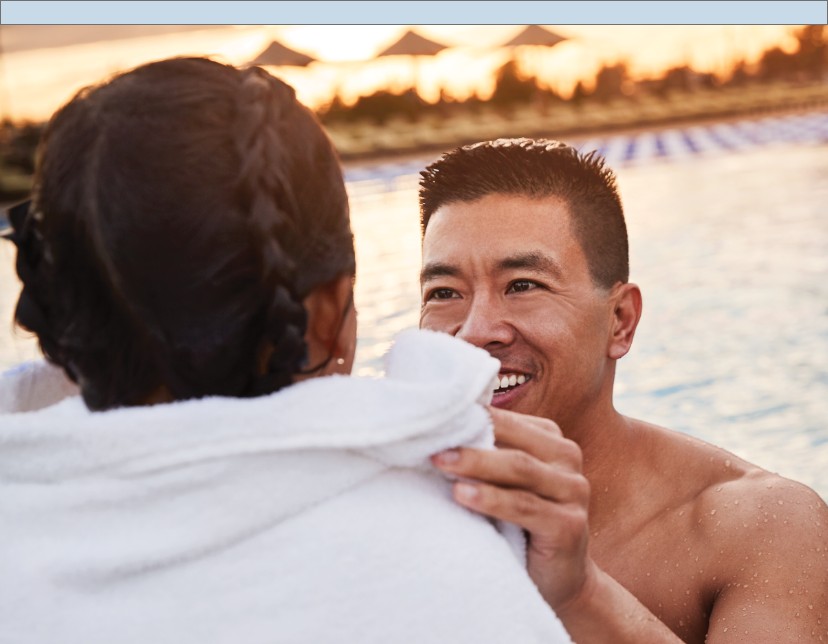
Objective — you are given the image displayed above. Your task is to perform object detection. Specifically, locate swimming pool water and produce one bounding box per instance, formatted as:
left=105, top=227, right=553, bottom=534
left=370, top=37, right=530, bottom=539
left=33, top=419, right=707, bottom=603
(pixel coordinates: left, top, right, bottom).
left=2, top=121, right=827, bottom=500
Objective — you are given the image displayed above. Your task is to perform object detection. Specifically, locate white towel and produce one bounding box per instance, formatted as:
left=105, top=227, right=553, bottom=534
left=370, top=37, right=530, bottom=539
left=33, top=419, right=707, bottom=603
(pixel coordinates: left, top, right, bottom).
left=0, top=358, right=79, bottom=413
left=0, top=329, right=571, bottom=644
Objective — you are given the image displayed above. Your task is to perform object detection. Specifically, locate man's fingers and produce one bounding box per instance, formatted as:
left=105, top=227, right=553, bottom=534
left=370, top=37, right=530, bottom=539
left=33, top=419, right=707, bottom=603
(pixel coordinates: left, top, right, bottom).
left=489, top=405, right=563, bottom=438
left=487, top=406, right=582, bottom=468
left=452, top=479, right=588, bottom=538
left=432, top=447, right=589, bottom=504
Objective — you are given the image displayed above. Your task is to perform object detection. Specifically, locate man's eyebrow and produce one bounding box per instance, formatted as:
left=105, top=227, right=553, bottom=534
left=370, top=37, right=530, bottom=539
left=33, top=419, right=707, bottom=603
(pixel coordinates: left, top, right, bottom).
left=420, top=262, right=459, bottom=284
left=497, top=251, right=564, bottom=281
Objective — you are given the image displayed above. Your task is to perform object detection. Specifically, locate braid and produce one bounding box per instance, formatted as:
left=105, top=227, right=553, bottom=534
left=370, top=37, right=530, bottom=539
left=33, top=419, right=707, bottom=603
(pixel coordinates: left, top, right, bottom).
left=234, top=67, right=309, bottom=394
left=7, top=200, right=67, bottom=375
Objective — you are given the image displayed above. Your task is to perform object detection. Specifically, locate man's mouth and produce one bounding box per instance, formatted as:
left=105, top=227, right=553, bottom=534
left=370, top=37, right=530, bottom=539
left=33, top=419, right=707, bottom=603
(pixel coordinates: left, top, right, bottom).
left=491, top=372, right=531, bottom=396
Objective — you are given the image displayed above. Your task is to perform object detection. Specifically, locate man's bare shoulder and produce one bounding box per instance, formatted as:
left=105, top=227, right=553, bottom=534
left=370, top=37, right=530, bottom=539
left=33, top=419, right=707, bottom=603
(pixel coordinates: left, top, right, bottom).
left=694, top=466, right=827, bottom=557
left=638, top=425, right=826, bottom=581
left=623, top=420, right=827, bottom=640
left=632, top=418, right=828, bottom=538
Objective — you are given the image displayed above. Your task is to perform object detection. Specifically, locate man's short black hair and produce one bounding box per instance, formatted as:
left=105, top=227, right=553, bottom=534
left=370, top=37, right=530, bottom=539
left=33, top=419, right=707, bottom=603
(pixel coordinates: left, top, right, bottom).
left=419, top=138, right=629, bottom=289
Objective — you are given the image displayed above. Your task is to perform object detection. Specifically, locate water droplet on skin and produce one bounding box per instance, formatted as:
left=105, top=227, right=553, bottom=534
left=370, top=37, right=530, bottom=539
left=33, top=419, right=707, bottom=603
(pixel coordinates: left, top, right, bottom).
left=711, top=509, right=717, bottom=516
left=715, top=486, right=722, bottom=492
left=725, top=459, right=731, bottom=468
left=734, top=500, right=739, bottom=505
left=778, top=500, right=784, bottom=505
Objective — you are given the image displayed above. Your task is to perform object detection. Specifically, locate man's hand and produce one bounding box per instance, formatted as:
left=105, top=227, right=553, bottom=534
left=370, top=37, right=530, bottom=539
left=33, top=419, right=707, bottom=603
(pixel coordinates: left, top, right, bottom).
left=431, top=406, right=592, bottom=609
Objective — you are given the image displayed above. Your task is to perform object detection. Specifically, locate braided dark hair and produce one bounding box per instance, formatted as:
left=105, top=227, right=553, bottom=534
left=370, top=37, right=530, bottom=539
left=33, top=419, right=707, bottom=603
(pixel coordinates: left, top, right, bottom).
left=8, top=57, right=355, bottom=410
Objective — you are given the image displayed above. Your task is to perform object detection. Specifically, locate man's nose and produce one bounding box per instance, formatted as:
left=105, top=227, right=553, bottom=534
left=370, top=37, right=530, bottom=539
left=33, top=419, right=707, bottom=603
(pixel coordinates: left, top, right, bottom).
left=455, top=295, right=514, bottom=349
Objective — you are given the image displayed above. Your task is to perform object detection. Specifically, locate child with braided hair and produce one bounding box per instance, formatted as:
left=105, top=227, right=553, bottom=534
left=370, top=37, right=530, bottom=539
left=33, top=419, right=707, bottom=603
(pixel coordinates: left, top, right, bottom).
left=0, top=58, right=571, bottom=643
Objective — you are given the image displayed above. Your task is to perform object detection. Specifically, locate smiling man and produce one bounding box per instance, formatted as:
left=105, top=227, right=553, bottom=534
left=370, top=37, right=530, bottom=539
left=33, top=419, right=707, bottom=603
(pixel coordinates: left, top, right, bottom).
left=419, top=138, right=828, bottom=643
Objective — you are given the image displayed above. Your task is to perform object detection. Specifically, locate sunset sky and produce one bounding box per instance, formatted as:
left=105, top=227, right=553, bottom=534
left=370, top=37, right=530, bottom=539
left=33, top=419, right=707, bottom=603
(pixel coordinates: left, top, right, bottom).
left=0, top=24, right=804, bottom=122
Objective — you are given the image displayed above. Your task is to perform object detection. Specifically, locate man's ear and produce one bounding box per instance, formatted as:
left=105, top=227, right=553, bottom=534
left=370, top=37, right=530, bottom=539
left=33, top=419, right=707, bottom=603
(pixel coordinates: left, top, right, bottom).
left=607, top=282, right=642, bottom=360
left=301, top=273, right=355, bottom=372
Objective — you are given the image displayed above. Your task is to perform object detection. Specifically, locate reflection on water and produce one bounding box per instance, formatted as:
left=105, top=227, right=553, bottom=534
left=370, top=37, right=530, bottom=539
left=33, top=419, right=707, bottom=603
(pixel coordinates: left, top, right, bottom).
left=1, top=143, right=827, bottom=500
left=350, top=175, right=425, bottom=374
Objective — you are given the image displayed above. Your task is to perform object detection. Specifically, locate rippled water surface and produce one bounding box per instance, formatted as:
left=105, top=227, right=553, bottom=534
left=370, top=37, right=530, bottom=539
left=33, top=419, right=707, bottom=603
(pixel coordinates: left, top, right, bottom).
left=2, top=139, right=827, bottom=500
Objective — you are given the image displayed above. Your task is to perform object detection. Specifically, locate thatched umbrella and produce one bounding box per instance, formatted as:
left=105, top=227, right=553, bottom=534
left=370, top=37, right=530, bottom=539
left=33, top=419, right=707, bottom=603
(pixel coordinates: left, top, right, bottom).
left=374, top=29, right=449, bottom=95
left=503, top=25, right=568, bottom=49
left=501, top=26, right=569, bottom=105
left=248, top=40, right=316, bottom=68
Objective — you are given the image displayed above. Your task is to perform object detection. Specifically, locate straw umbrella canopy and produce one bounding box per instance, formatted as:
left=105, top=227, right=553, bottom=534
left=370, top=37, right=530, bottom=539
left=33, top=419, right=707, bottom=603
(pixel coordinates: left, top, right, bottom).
left=501, top=25, right=569, bottom=104
left=248, top=40, right=316, bottom=68
left=374, top=29, right=449, bottom=95
left=501, top=25, right=568, bottom=68
left=503, top=25, right=568, bottom=49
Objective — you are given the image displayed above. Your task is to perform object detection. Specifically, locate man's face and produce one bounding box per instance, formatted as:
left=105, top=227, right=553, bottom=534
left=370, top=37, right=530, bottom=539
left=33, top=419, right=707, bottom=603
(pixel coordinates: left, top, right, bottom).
left=420, top=193, right=616, bottom=429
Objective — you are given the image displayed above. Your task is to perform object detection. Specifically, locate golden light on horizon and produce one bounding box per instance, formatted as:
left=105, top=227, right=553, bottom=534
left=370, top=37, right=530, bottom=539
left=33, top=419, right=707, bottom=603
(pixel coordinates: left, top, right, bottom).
left=0, top=25, right=803, bottom=122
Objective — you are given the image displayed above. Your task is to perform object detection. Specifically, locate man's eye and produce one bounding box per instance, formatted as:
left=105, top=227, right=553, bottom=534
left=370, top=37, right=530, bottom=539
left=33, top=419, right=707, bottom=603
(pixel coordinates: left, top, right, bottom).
left=426, top=288, right=458, bottom=301
left=507, top=280, right=539, bottom=294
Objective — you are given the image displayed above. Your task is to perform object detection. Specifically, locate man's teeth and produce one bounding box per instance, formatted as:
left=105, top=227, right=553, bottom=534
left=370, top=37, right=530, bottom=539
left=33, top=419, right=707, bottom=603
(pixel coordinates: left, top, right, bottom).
left=492, top=373, right=527, bottom=392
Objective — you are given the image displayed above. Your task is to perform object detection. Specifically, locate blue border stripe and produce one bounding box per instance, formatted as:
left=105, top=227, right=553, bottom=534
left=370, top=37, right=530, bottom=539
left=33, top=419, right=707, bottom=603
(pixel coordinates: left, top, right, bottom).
left=680, top=129, right=702, bottom=154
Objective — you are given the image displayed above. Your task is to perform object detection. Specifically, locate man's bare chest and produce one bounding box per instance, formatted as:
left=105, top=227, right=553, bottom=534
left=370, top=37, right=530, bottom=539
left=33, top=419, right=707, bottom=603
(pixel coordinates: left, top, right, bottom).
left=590, top=512, right=717, bottom=642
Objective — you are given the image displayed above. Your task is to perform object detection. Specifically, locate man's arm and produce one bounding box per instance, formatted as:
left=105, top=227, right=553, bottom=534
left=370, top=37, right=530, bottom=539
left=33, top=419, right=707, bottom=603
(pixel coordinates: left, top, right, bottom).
left=432, top=408, right=683, bottom=643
